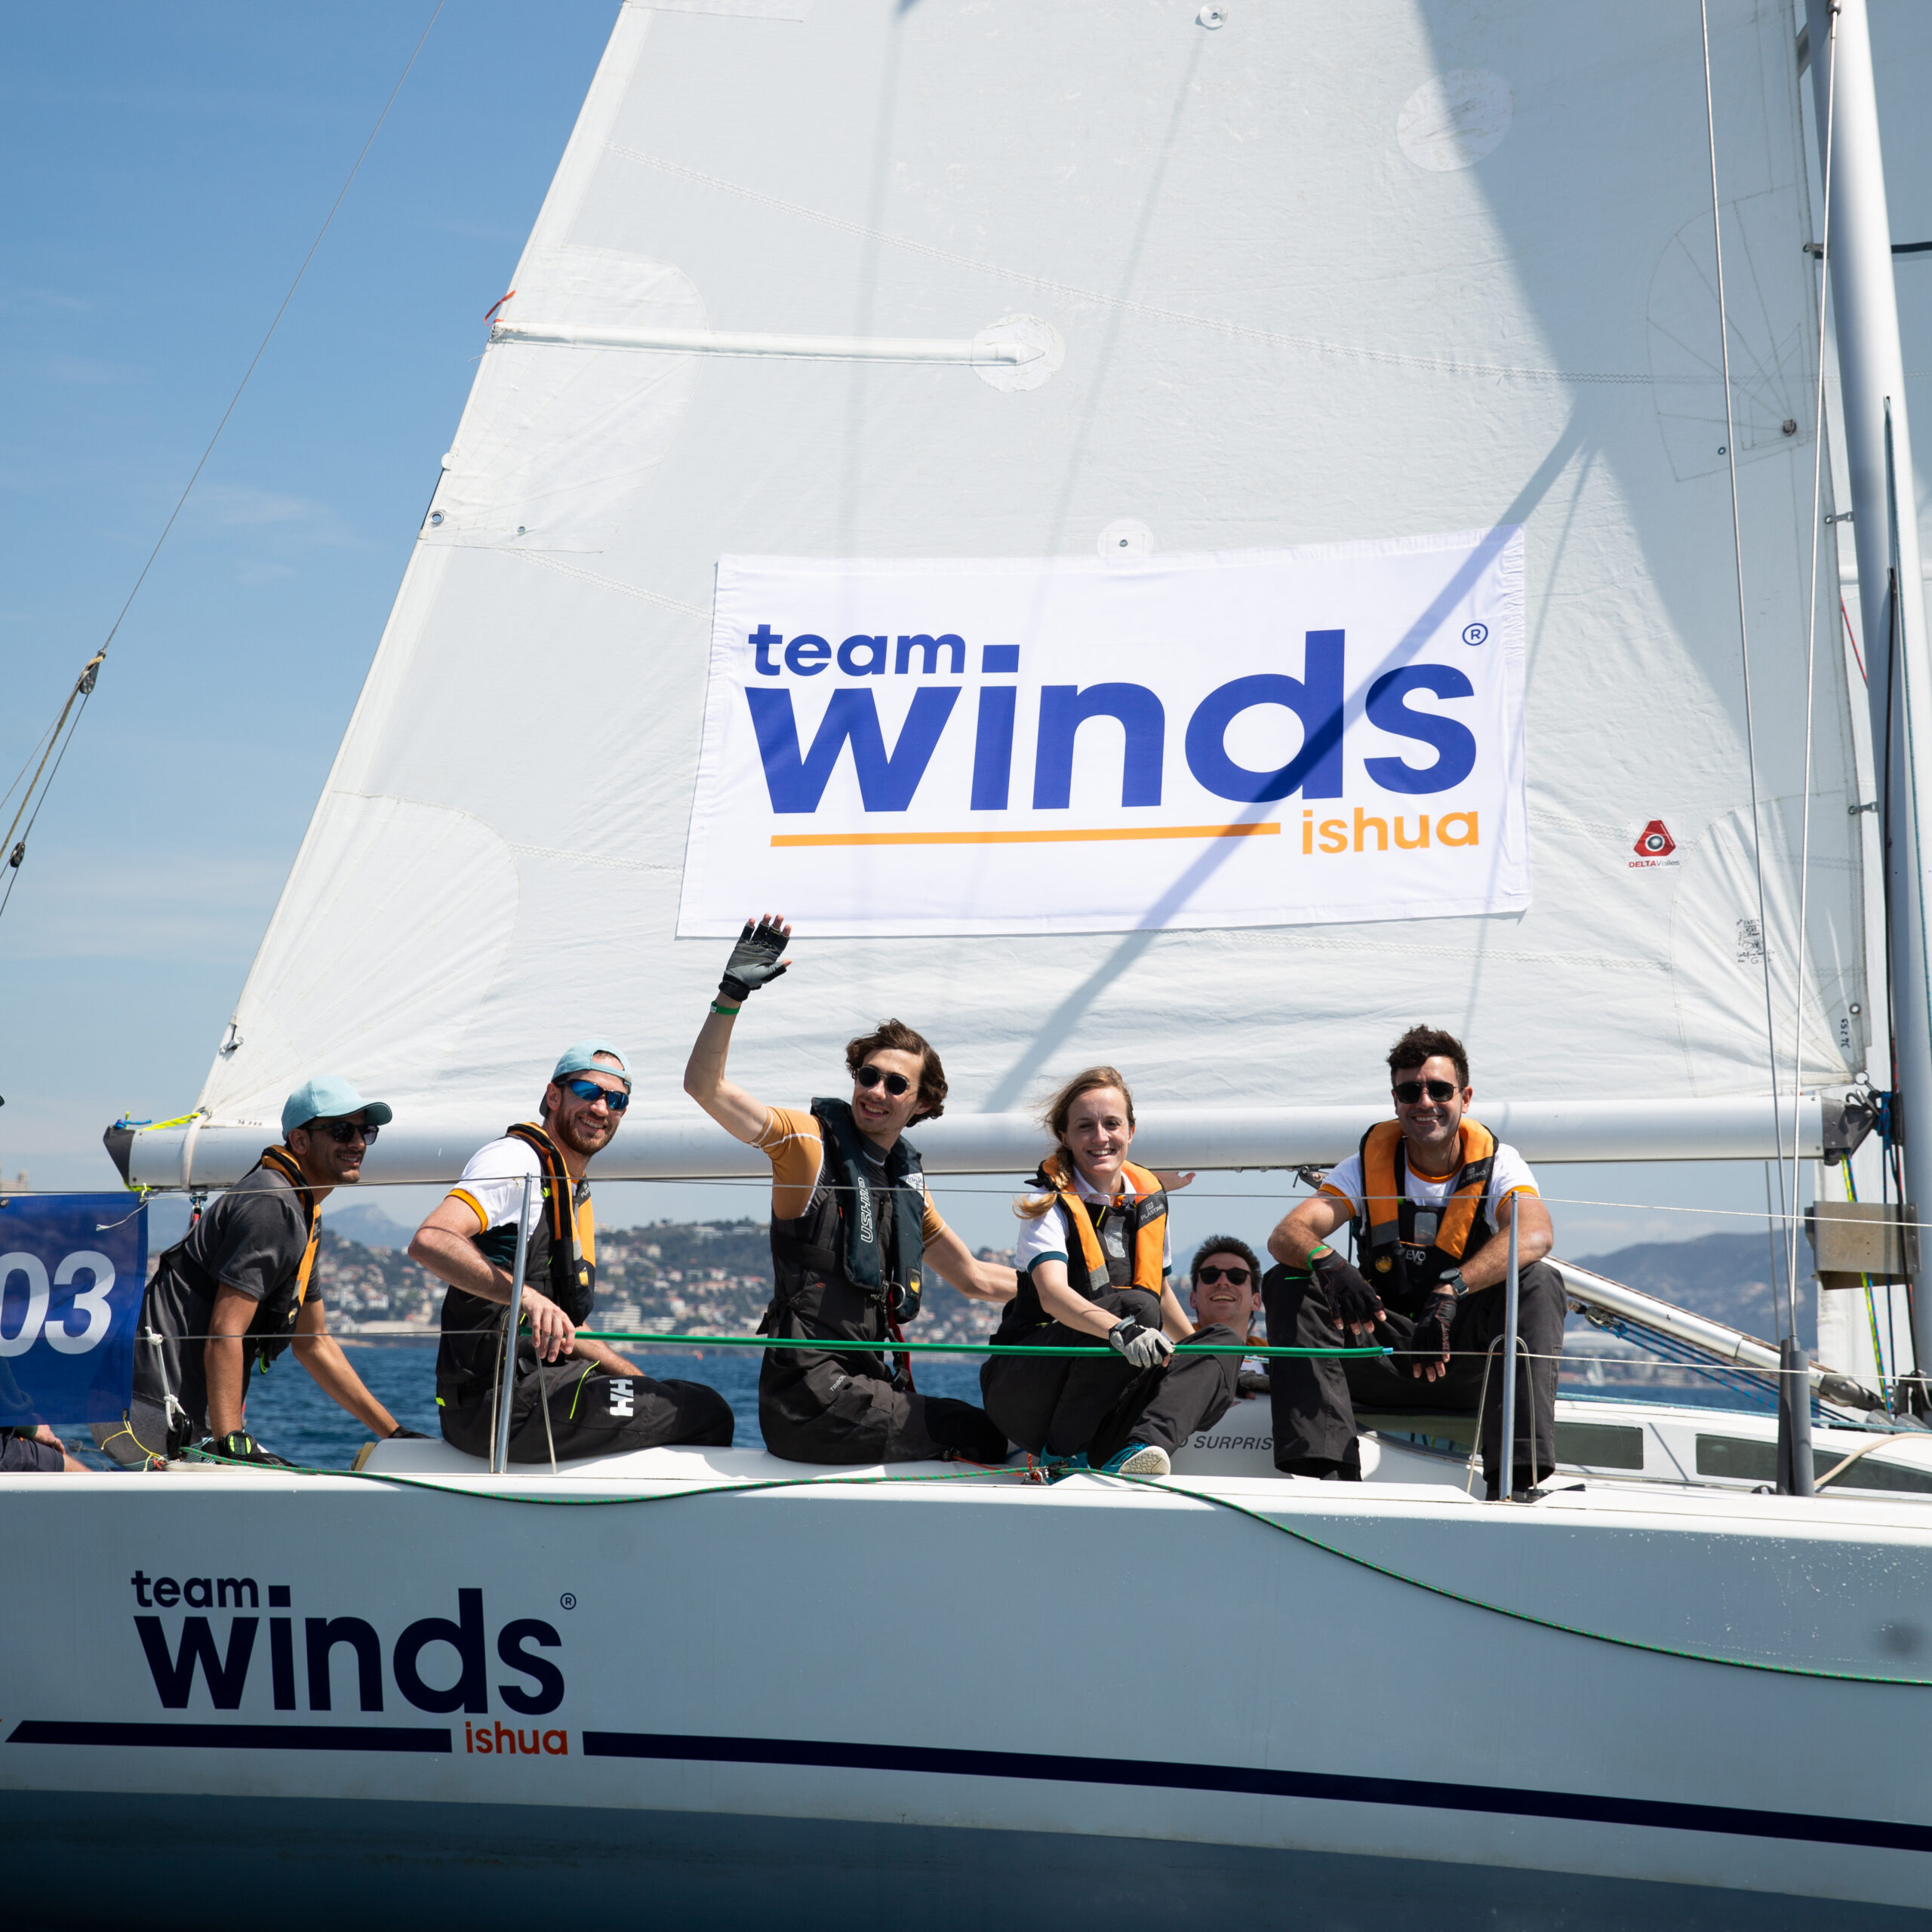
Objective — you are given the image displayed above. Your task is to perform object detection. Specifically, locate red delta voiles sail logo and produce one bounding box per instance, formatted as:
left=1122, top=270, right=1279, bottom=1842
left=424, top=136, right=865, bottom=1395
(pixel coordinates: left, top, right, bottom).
left=1630, top=819, right=1678, bottom=869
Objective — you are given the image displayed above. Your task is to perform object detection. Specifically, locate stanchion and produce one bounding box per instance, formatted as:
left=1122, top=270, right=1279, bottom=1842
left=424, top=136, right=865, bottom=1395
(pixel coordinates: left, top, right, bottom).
left=489, top=1173, right=535, bottom=1476
left=1499, top=1210, right=1521, bottom=1500
left=1778, top=1335, right=1816, bottom=1496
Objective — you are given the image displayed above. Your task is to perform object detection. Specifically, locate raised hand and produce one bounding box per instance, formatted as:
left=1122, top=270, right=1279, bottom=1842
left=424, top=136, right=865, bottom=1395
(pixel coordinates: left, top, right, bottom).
left=720, top=914, right=792, bottom=1002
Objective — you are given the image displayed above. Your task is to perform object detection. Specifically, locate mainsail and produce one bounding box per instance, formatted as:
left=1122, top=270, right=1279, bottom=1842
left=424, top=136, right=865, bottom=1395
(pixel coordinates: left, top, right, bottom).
left=162, top=0, right=1867, bottom=1177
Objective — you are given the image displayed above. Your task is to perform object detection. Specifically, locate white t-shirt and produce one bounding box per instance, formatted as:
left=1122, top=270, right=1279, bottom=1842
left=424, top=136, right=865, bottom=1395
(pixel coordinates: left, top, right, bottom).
left=1016, top=1165, right=1173, bottom=1281
left=1321, top=1137, right=1537, bottom=1229
left=448, top=1136, right=593, bottom=1257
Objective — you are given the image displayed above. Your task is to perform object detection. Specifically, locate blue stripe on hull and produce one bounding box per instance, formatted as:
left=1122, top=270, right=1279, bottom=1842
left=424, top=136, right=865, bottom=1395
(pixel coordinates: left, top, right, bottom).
left=583, top=1727, right=1932, bottom=1854
left=8, top=1793, right=1932, bottom=1932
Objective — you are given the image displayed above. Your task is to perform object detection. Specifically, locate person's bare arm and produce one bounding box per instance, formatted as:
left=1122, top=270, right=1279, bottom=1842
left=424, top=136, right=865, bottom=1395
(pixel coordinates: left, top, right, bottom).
left=683, top=914, right=792, bottom=1144
left=291, top=1299, right=399, bottom=1436
left=921, top=1223, right=1017, bottom=1302
left=569, top=1333, right=648, bottom=1377
left=409, top=1197, right=575, bottom=1362
left=32, top=1423, right=87, bottom=1472
left=204, top=1287, right=257, bottom=1438
left=1453, top=1190, right=1554, bottom=1291
left=1026, top=1260, right=1123, bottom=1341
left=681, top=1007, right=770, bottom=1144
left=1267, top=1192, right=1354, bottom=1267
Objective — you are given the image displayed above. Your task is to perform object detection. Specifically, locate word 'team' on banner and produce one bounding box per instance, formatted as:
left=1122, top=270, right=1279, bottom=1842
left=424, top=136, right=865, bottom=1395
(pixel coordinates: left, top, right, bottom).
left=677, top=529, right=1527, bottom=938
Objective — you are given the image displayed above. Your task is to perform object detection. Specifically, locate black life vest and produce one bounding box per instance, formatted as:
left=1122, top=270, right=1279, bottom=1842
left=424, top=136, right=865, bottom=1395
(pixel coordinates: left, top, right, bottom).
left=1354, top=1118, right=1497, bottom=1309
left=435, top=1122, right=595, bottom=1396
left=761, top=1099, right=928, bottom=1384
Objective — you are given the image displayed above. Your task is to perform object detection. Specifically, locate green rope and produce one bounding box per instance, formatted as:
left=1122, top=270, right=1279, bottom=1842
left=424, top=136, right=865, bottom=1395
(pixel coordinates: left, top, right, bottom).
left=574, top=1331, right=1387, bottom=1358
left=180, top=1447, right=1932, bottom=1690
left=1127, top=1472, right=1932, bottom=1690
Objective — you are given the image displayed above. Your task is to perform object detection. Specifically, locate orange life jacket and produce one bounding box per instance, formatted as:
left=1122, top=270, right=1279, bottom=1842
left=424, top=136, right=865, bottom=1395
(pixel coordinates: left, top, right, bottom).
left=1356, top=1118, right=1498, bottom=1301
left=1038, top=1151, right=1168, bottom=1300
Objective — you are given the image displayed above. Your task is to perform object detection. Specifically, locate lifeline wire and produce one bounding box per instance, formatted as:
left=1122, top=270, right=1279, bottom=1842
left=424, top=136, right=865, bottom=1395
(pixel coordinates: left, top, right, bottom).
left=174, top=1445, right=1932, bottom=1691
left=1700, top=0, right=1792, bottom=1337
left=0, top=2, right=445, bottom=932
left=1786, top=13, right=1840, bottom=1312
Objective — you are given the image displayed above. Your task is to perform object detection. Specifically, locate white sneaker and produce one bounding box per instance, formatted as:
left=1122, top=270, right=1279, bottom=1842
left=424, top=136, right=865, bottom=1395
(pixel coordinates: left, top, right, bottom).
left=1100, top=1442, right=1171, bottom=1478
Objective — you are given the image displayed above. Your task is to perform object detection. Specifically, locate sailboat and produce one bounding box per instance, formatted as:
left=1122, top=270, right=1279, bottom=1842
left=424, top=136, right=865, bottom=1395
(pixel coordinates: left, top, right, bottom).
left=12, top=0, right=1932, bottom=1921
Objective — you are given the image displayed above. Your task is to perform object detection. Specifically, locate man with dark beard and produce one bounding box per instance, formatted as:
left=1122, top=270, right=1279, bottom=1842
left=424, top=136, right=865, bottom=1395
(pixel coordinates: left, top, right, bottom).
left=412, top=1041, right=734, bottom=1460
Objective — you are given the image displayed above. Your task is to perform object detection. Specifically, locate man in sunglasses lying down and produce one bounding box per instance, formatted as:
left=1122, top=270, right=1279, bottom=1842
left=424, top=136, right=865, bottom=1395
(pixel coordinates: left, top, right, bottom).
left=411, top=1042, right=734, bottom=1462
left=100, top=1077, right=417, bottom=1466
left=1263, top=1024, right=1563, bottom=1500
left=683, top=916, right=1017, bottom=1465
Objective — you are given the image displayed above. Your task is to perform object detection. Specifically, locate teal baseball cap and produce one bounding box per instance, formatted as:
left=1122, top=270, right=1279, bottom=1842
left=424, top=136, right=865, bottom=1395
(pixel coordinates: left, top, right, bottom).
left=281, top=1076, right=395, bottom=1137
left=553, top=1039, right=632, bottom=1088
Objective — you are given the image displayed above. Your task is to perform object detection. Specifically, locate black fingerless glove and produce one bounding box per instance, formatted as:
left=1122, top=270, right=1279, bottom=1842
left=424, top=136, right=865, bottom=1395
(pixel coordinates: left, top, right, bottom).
left=202, top=1430, right=288, bottom=1467
left=1404, top=1293, right=1457, bottom=1368
left=1309, top=1248, right=1383, bottom=1329
left=387, top=1426, right=430, bottom=1440
left=718, top=918, right=789, bottom=1002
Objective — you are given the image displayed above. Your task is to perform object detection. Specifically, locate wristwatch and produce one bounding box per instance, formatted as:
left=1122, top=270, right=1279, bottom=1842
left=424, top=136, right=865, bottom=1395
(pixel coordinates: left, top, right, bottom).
left=1436, top=1267, right=1469, bottom=1300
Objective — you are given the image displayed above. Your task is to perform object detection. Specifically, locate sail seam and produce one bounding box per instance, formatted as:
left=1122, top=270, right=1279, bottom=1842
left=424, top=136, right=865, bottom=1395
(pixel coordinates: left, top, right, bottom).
left=602, top=143, right=1660, bottom=388
left=506, top=842, right=680, bottom=877
left=494, top=546, right=710, bottom=620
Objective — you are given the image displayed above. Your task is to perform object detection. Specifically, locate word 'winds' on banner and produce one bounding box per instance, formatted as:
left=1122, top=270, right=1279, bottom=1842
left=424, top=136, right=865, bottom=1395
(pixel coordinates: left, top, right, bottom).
left=678, top=529, right=1527, bottom=937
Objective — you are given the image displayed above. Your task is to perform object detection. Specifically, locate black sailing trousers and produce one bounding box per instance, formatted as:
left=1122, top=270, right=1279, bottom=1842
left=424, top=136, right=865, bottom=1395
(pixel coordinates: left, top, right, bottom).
left=980, top=1287, right=1241, bottom=1463
left=441, top=1355, right=734, bottom=1462
left=1262, top=1260, right=1566, bottom=1491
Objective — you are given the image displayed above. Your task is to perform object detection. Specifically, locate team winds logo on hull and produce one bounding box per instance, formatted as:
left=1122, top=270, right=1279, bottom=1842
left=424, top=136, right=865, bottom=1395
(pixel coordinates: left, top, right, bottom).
left=126, top=1572, right=569, bottom=1749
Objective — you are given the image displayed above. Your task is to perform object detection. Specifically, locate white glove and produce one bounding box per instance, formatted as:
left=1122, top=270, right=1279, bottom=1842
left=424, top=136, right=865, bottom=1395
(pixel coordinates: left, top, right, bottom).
left=1106, top=1317, right=1175, bottom=1369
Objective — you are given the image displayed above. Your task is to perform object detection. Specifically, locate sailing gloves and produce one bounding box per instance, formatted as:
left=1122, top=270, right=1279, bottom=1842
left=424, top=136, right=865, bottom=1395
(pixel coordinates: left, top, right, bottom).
left=1107, top=1315, right=1174, bottom=1369
left=1309, top=1247, right=1383, bottom=1334
left=1405, top=1293, right=1458, bottom=1380
left=718, top=918, right=789, bottom=1003
left=201, top=1430, right=288, bottom=1467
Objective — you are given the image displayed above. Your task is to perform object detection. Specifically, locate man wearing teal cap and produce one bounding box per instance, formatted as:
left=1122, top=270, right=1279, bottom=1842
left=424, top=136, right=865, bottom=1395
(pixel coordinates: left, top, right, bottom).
left=411, top=1041, right=733, bottom=1461
left=101, top=1076, right=417, bottom=1466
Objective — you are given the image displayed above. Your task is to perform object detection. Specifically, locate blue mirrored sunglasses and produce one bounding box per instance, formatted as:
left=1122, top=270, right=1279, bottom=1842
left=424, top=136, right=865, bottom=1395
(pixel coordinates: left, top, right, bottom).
left=563, top=1077, right=629, bottom=1111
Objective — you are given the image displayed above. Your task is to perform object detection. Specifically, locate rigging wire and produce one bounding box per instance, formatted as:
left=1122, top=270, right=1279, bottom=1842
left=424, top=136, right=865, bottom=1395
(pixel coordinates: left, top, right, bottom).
left=1699, top=0, right=1793, bottom=1337
left=1785, top=9, right=1839, bottom=1337
left=0, top=0, right=445, bottom=934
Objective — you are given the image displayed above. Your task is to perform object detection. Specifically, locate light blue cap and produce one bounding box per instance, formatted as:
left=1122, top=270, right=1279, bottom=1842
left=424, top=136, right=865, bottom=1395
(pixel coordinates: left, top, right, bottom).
left=553, top=1039, right=632, bottom=1088
left=281, top=1076, right=395, bottom=1137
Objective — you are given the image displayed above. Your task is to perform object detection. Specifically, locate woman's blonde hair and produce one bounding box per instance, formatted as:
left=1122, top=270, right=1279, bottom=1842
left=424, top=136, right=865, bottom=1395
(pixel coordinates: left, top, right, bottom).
left=1015, top=1066, right=1137, bottom=1220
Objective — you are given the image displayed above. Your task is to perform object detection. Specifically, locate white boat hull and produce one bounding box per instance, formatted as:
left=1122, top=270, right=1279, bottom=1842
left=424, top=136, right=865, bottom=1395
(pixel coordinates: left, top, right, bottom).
left=9, top=1414, right=1932, bottom=1928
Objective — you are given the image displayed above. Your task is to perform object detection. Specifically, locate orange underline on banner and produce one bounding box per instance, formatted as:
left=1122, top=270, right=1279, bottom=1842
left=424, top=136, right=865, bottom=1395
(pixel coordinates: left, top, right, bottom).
left=771, top=823, right=1282, bottom=848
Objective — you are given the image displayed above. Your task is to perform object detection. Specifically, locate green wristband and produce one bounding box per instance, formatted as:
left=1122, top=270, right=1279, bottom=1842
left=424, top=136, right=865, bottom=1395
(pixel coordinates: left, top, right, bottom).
left=710, top=999, right=741, bottom=1017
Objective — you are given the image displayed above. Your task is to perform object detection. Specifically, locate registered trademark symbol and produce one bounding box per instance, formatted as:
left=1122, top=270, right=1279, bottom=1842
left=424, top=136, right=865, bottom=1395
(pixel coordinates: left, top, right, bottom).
left=1461, top=623, right=1488, bottom=647
left=559, top=1592, right=577, bottom=1611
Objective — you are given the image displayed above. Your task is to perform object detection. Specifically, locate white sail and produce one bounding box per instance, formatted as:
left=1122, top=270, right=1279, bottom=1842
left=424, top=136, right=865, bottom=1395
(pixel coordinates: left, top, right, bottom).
left=184, top=0, right=1866, bottom=1170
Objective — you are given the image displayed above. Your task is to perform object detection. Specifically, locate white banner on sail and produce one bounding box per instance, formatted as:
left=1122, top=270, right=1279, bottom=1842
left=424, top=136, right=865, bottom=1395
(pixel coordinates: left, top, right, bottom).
left=678, top=528, right=1526, bottom=938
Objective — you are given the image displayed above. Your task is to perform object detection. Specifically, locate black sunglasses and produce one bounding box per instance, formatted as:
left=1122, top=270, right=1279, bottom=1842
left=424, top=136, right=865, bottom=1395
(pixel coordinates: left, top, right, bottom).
left=563, top=1077, right=630, bottom=1111
left=1196, top=1265, right=1251, bottom=1286
left=855, top=1064, right=912, bottom=1097
left=308, top=1119, right=377, bottom=1145
left=1393, top=1078, right=1460, bottom=1104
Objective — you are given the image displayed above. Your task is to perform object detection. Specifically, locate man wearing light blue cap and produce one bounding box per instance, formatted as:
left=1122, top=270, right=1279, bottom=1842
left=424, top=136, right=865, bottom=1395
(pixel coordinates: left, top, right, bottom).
left=411, top=1041, right=733, bottom=1461
left=103, top=1076, right=415, bottom=1467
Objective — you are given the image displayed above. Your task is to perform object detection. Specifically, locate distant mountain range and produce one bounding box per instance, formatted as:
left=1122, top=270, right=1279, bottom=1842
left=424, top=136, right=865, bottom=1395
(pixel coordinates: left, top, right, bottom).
left=1567, top=1231, right=1810, bottom=1349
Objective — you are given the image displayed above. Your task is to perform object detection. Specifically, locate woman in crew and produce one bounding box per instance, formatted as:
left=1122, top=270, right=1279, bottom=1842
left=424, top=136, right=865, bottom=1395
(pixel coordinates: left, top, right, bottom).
left=980, top=1066, right=1244, bottom=1478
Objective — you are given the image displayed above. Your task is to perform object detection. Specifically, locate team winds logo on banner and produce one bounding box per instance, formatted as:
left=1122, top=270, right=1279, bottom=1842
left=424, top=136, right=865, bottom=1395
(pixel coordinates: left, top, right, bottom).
left=678, top=530, right=1528, bottom=937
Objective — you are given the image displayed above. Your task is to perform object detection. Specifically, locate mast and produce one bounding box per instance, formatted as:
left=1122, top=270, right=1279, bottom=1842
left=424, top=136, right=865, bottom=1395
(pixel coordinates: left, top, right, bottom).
left=1804, top=0, right=1932, bottom=1385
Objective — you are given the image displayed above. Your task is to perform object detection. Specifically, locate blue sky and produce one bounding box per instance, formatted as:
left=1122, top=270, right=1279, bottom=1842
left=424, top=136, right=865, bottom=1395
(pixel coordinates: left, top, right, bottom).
left=0, top=2, right=1823, bottom=1265
left=2, top=2, right=612, bottom=1191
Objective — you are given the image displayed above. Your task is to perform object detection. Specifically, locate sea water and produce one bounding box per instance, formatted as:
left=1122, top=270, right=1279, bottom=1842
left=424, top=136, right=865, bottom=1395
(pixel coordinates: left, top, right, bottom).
left=226, top=1341, right=991, bottom=1469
